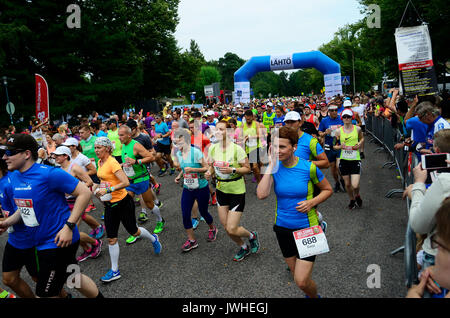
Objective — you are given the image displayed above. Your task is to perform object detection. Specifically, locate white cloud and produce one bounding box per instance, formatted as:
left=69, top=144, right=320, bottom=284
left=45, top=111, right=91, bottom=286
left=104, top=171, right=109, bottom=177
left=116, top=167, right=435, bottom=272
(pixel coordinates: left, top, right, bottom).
left=175, top=0, right=365, bottom=61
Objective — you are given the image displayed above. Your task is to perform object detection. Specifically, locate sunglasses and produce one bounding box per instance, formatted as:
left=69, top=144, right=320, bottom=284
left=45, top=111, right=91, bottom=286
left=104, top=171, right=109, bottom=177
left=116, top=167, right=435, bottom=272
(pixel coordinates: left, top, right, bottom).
left=329, top=109, right=338, bottom=112
left=5, top=149, right=26, bottom=156
left=342, top=115, right=352, bottom=119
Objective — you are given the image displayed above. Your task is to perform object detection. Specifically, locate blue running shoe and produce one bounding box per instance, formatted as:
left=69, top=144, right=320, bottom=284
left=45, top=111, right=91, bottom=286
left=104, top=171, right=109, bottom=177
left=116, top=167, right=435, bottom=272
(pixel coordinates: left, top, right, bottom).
left=152, top=234, right=162, bottom=255
left=100, top=269, right=121, bottom=283
left=192, top=218, right=199, bottom=230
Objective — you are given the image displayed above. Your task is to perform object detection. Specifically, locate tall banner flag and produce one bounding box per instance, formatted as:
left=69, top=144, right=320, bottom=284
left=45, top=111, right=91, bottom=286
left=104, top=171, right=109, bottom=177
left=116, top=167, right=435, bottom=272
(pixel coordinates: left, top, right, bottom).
left=35, top=74, right=49, bottom=122
left=394, top=25, right=438, bottom=97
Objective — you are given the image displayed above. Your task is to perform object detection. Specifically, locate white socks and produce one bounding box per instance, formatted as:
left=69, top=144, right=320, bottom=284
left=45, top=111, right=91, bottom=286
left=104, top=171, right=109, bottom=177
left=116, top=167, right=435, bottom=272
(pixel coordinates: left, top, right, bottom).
left=109, top=243, right=120, bottom=272
left=138, top=227, right=156, bottom=243
left=151, top=205, right=162, bottom=222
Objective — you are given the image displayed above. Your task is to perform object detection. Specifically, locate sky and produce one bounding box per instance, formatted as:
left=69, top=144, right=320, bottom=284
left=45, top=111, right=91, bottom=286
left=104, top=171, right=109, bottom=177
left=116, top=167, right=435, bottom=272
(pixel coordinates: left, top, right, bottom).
left=175, top=0, right=366, bottom=62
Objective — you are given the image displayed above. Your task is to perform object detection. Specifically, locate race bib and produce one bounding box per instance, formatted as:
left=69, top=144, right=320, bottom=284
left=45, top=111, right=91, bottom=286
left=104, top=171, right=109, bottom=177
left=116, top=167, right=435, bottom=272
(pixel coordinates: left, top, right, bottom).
left=184, top=173, right=199, bottom=189
left=214, top=161, right=231, bottom=180
left=247, top=138, right=257, bottom=148
left=341, top=146, right=357, bottom=160
left=14, top=199, right=39, bottom=227
left=123, top=164, right=135, bottom=178
left=293, top=225, right=329, bottom=259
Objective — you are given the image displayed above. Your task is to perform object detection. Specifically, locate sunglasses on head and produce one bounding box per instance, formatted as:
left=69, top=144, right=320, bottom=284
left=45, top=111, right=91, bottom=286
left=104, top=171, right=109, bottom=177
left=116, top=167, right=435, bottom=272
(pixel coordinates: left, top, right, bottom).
left=5, top=149, right=26, bottom=156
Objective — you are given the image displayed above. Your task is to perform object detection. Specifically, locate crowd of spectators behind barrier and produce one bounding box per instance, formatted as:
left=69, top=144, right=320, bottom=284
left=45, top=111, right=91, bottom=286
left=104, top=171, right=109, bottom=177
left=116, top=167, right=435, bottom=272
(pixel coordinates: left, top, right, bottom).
left=1, top=88, right=450, bottom=298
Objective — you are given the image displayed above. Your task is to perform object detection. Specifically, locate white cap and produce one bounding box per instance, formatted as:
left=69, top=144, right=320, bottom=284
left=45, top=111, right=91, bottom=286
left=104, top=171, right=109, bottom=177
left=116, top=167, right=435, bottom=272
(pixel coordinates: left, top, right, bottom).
left=206, top=111, right=215, bottom=116
left=341, top=109, right=354, bottom=117
left=284, top=111, right=301, bottom=122
left=343, top=100, right=352, bottom=107
left=52, top=146, right=71, bottom=158
left=62, top=137, right=79, bottom=147
left=165, top=114, right=172, bottom=119
left=267, top=102, right=273, bottom=107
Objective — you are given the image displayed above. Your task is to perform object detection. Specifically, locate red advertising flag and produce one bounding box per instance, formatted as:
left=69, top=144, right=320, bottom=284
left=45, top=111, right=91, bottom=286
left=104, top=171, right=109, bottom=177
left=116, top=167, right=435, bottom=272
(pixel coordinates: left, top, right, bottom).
left=35, top=74, right=49, bottom=122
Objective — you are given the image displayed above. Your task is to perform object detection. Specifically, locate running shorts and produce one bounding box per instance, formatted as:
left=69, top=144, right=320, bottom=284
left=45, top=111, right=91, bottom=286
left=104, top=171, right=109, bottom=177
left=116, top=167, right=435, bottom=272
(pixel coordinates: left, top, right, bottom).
left=104, top=194, right=138, bottom=238
left=216, top=189, right=245, bottom=212
left=248, top=146, right=269, bottom=165
left=338, top=159, right=361, bottom=176
left=35, top=241, right=79, bottom=297
left=273, top=225, right=316, bottom=262
left=126, top=180, right=149, bottom=195
left=2, top=242, right=38, bottom=277
left=156, top=142, right=171, bottom=155
left=325, top=149, right=340, bottom=163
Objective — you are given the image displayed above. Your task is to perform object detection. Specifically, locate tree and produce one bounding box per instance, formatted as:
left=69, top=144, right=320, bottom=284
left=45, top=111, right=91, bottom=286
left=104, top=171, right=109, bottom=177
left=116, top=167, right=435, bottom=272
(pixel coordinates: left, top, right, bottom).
left=217, top=52, right=246, bottom=91
left=194, top=66, right=221, bottom=102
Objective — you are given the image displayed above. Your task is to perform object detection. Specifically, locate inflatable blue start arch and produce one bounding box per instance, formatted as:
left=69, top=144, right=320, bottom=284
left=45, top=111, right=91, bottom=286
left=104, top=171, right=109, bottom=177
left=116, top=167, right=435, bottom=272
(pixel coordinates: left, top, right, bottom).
left=234, top=50, right=342, bottom=103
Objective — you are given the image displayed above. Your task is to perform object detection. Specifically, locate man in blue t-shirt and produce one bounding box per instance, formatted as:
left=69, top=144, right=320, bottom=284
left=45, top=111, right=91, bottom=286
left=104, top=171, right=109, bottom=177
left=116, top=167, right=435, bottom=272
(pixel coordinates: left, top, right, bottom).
left=0, top=134, right=103, bottom=298
left=154, top=114, right=175, bottom=176
left=318, top=103, right=345, bottom=192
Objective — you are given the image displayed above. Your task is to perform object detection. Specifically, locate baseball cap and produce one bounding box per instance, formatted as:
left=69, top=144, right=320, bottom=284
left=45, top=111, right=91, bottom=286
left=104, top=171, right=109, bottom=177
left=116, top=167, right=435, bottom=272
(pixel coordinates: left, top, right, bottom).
left=284, top=111, right=301, bottom=122
left=6, top=134, right=39, bottom=154
left=52, top=146, right=71, bottom=158
left=328, top=104, right=338, bottom=110
left=206, top=111, right=215, bottom=116
left=62, top=137, right=79, bottom=147
left=343, top=100, right=352, bottom=107
left=342, top=109, right=354, bottom=117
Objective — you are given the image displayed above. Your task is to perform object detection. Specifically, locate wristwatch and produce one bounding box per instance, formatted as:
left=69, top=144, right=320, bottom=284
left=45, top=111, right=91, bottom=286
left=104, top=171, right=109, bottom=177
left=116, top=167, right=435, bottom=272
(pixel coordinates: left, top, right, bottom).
left=232, top=168, right=236, bottom=174
left=65, top=221, right=76, bottom=231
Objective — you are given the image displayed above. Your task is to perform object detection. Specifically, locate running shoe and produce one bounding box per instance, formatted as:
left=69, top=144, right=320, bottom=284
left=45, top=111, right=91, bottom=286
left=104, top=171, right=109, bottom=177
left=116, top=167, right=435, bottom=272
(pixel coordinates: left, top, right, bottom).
left=89, top=224, right=105, bottom=240
left=169, top=168, right=176, bottom=176
left=90, top=239, right=103, bottom=259
left=85, top=204, right=96, bottom=212
left=233, top=246, right=250, bottom=261
left=181, top=239, right=198, bottom=252
left=210, top=192, right=217, bottom=206
left=355, top=195, right=363, bottom=208
left=100, top=269, right=121, bottom=283
left=334, top=181, right=342, bottom=193
left=192, top=218, right=199, bottom=230
left=100, top=211, right=104, bottom=220
left=200, top=216, right=205, bottom=222
left=207, top=226, right=218, bottom=242
left=138, top=212, right=149, bottom=223
left=153, top=218, right=165, bottom=234
left=95, top=224, right=105, bottom=239
left=156, top=201, right=163, bottom=209
left=126, top=235, right=141, bottom=245
left=77, top=249, right=92, bottom=263
left=0, top=290, right=16, bottom=298
left=348, top=200, right=356, bottom=210
left=249, top=231, right=260, bottom=253
left=321, top=220, right=328, bottom=234
left=360, top=152, right=365, bottom=159
left=158, top=169, right=167, bottom=177
left=154, top=183, right=161, bottom=195
left=152, top=234, right=162, bottom=255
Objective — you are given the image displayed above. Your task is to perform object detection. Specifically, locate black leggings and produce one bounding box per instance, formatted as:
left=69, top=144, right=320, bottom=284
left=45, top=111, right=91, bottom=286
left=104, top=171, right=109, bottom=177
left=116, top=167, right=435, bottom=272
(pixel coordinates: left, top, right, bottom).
left=104, top=194, right=138, bottom=238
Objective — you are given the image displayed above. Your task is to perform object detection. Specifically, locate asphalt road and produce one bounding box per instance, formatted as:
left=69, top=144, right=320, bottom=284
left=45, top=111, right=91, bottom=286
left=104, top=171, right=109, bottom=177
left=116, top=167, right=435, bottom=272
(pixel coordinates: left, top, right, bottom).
left=0, top=138, right=409, bottom=299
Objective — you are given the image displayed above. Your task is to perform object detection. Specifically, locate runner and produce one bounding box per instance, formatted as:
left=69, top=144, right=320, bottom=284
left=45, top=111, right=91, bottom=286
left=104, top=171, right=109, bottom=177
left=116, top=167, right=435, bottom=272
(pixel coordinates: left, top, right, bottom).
left=0, top=145, right=37, bottom=298
left=242, top=110, right=264, bottom=184
left=118, top=125, right=165, bottom=244
left=0, top=134, right=103, bottom=298
left=333, top=109, right=364, bottom=209
left=154, top=114, right=175, bottom=177
left=172, top=128, right=218, bottom=252
left=93, top=137, right=161, bottom=283
left=318, top=103, right=345, bottom=192
left=351, top=96, right=367, bottom=159
left=51, top=146, right=103, bottom=263
left=205, top=121, right=260, bottom=261
left=262, top=105, right=276, bottom=146
left=257, top=126, right=333, bottom=298
left=107, top=119, right=123, bottom=163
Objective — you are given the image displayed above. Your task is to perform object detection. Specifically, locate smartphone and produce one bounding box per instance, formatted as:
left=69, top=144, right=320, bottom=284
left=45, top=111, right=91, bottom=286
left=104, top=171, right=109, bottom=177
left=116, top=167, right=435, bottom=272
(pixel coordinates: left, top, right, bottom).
left=421, top=153, right=450, bottom=169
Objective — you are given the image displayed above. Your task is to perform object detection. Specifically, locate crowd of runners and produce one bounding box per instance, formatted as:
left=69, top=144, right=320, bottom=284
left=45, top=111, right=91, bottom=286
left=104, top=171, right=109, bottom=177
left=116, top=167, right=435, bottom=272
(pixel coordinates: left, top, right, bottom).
left=0, top=91, right=449, bottom=298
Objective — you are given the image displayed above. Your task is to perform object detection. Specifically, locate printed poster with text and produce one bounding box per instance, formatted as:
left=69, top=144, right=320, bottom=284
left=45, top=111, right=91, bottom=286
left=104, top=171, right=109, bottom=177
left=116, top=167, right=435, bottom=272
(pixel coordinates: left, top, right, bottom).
left=395, top=25, right=438, bottom=97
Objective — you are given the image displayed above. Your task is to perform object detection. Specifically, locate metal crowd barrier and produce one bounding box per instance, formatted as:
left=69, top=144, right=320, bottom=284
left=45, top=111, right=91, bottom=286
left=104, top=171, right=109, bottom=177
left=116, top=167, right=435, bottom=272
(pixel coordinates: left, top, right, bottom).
left=366, top=114, right=419, bottom=289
